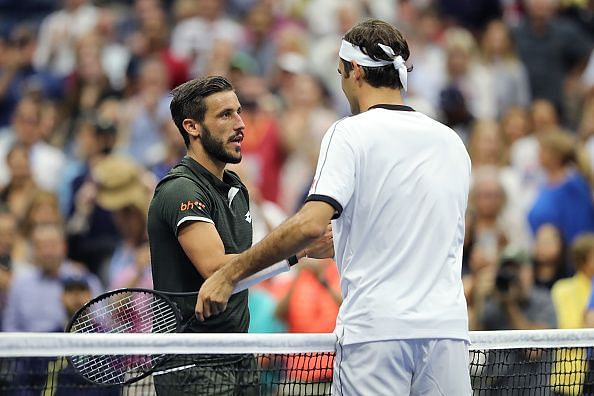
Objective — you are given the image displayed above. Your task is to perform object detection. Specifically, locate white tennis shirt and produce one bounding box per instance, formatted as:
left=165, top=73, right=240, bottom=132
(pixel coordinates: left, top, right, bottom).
left=306, top=104, right=471, bottom=345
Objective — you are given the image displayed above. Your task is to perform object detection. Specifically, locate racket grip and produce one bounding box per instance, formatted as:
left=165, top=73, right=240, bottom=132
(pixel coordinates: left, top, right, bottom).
left=232, top=261, right=291, bottom=294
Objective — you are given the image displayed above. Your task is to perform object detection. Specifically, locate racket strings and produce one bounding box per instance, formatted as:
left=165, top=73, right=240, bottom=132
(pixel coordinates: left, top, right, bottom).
left=67, top=291, right=180, bottom=385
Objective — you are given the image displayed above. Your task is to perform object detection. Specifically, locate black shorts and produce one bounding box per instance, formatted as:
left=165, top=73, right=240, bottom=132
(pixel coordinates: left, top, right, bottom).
left=153, top=354, right=259, bottom=396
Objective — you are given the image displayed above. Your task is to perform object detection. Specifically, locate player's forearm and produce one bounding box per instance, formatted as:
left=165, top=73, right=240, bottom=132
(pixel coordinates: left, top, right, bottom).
left=221, top=211, right=326, bottom=285
left=193, top=253, right=240, bottom=279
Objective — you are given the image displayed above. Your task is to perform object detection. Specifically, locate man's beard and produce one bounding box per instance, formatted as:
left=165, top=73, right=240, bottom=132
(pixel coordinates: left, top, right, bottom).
left=200, top=123, right=241, bottom=164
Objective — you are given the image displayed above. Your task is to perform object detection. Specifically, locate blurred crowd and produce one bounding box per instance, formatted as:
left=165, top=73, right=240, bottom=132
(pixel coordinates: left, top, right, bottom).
left=2, top=0, right=594, bottom=350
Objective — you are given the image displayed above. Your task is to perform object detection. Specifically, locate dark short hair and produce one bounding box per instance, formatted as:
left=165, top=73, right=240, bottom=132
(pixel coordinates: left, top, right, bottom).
left=61, top=274, right=91, bottom=291
left=342, top=19, right=411, bottom=89
left=170, top=76, right=234, bottom=147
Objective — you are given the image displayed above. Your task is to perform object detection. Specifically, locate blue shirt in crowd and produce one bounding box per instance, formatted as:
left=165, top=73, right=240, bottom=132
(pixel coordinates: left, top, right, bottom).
left=528, top=171, right=594, bottom=245
left=2, top=262, right=101, bottom=332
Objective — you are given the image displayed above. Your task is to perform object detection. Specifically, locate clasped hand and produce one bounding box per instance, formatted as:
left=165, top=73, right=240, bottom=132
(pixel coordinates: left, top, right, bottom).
left=195, top=224, right=334, bottom=321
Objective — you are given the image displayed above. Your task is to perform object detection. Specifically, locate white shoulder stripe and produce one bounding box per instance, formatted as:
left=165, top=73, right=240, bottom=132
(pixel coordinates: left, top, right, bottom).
left=177, top=216, right=214, bottom=228
left=228, top=187, right=240, bottom=208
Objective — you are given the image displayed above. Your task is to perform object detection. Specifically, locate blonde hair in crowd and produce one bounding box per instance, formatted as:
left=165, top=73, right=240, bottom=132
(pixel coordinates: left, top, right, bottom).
left=538, top=131, right=593, bottom=186
left=570, top=233, right=594, bottom=271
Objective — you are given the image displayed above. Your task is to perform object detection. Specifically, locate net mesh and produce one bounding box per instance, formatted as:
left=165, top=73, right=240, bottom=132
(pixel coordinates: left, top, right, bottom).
left=0, top=330, right=593, bottom=395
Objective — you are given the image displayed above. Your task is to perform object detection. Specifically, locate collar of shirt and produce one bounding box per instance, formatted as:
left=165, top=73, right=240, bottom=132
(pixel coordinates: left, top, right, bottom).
left=368, top=104, right=415, bottom=112
left=180, top=156, right=243, bottom=195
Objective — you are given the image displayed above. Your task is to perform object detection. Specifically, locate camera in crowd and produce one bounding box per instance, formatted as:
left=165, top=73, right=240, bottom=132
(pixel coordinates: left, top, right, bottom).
left=494, top=246, right=528, bottom=293
left=495, top=263, right=518, bottom=292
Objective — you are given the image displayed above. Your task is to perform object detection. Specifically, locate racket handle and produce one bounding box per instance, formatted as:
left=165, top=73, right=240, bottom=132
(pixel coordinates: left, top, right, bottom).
left=232, top=261, right=291, bottom=293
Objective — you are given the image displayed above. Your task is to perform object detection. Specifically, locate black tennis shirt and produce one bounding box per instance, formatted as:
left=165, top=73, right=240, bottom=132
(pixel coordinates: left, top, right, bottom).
left=148, top=156, right=252, bottom=333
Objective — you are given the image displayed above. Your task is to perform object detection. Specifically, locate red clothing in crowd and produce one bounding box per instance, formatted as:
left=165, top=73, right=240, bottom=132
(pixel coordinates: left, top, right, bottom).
left=286, top=262, right=340, bottom=333
left=241, top=111, right=284, bottom=203
left=284, top=260, right=340, bottom=383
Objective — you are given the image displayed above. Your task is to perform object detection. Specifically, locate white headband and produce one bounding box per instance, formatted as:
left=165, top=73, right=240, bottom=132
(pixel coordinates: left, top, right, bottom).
left=338, top=40, right=407, bottom=92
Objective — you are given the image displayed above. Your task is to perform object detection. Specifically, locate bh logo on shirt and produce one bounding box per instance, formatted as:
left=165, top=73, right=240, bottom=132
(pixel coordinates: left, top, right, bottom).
left=180, top=200, right=206, bottom=211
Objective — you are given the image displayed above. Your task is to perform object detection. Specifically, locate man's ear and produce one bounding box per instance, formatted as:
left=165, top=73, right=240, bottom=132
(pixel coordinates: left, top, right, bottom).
left=351, top=61, right=364, bottom=83
left=183, top=119, right=200, bottom=140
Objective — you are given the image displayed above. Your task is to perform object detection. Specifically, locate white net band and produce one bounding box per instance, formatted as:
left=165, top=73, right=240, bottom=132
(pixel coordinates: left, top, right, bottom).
left=2, top=329, right=594, bottom=357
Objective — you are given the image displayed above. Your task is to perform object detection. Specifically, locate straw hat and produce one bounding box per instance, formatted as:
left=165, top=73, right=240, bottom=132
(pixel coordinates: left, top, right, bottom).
left=93, top=156, right=149, bottom=216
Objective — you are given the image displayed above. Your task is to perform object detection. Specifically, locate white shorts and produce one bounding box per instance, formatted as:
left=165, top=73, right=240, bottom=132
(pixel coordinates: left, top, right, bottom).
left=332, top=338, right=471, bottom=396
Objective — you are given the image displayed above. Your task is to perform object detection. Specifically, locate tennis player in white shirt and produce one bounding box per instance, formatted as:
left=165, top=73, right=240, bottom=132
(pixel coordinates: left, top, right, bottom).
left=196, top=19, right=472, bottom=395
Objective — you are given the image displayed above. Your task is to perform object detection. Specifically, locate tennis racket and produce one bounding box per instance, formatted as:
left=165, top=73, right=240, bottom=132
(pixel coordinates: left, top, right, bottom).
left=65, top=260, right=294, bottom=386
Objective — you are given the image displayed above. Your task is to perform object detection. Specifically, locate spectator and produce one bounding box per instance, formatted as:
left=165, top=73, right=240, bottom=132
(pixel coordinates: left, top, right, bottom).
left=533, top=224, right=570, bottom=289
left=510, top=99, right=564, bottom=209
left=528, top=131, right=594, bottom=245
left=62, top=114, right=119, bottom=275
left=404, top=6, right=446, bottom=115
left=501, top=105, right=530, bottom=147
left=439, top=27, right=496, bottom=141
left=109, top=242, right=152, bottom=290
left=238, top=1, right=284, bottom=78
left=149, top=105, right=186, bottom=181
left=125, top=2, right=188, bottom=91
left=234, top=75, right=285, bottom=204
left=0, top=143, right=40, bottom=223
left=274, top=259, right=340, bottom=393
left=437, top=0, right=503, bottom=33
left=307, top=1, right=363, bottom=114
left=278, top=73, right=336, bottom=212
left=474, top=247, right=557, bottom=393
left=0, top=208, right=17, bottom=331
left=120, top=58, right=171, bottom=167
left=14, top=191, right=63, bottom=264
left=58, top=33, right=121, bottom=150
left=0, top=96, right=65, bottom=192
left=463, top=166, right=509, bottom=275
left=20, top=191, right=64, bottom=244
left=582, top=268, right=594, bottom=395
left=479, top=19, right=531, bottom=118
left=91, top=155, right=151, bottom=287
left=513, top=0, right=592, bottom=118
left=60, top=274, right=92, bottom=322
left=92, top=7, right=131, bottom=92
left=2, top=222, right=101, bottom=332
left=8, top=273, right=119, bottom=396
left=275, top=259, right=341, bottom=333
left=552, top=233, right=594, bottom=328
left=33, top=0, right=99, bottom=77
left=0, top=24, right=64, bottom=128
left=478, top=246, right=557, bottom=331
left=550, top=233, right=594, bottom=395
left=170, top=0, right=241, bottom=77
left=468, top=122, right=530, bottom=249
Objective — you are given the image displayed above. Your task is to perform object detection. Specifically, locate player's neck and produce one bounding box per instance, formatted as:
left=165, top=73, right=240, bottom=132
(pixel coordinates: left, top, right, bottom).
left=358, top=86, right=404, bottom=112
left=187, top=146, right=226, bottom=180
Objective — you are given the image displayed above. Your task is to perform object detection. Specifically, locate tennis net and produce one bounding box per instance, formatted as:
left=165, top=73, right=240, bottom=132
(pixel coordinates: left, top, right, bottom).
left=0, top=330, right=593, bottom=395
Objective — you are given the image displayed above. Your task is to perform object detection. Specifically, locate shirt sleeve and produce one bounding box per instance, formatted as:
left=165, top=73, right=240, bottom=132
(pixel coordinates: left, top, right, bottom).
left=305, top=120, right=355, bottom=219
left=160, top=177, right=214, bottom=235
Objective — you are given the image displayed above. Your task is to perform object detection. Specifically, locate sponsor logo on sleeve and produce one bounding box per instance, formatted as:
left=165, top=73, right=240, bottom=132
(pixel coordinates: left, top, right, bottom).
left=180, top=200, right=207, bottom=212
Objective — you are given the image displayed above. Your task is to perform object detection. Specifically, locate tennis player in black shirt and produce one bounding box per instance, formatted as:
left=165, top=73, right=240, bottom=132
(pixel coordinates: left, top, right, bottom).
left=148, top=76, right=332, bottom=395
